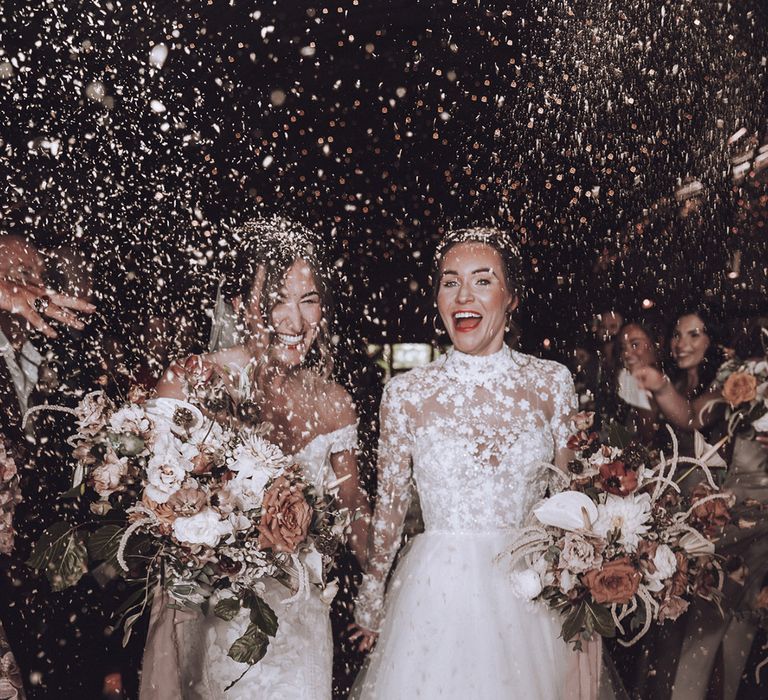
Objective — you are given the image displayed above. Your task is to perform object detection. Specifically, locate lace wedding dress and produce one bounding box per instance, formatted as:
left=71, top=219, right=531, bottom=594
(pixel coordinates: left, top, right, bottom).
left=139, top=359, right=358, bottom=699
left=354, top=345, right=598, bottom=699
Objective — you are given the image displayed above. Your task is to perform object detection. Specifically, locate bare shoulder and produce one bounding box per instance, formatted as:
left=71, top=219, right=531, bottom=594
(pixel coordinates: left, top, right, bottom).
left=310, top=374, right=357, bottom=431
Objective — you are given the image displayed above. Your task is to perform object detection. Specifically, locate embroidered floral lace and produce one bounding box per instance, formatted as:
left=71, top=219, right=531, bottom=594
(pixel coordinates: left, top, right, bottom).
left=355, top=345, right=576, bottom=632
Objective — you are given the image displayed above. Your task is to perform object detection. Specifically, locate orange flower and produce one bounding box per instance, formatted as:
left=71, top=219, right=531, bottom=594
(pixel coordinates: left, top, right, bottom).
left=258, top=476, right=312, bottom=553
left=583, top=557, right=641, bottom=605
left=722, top=371, right=757, bottom=407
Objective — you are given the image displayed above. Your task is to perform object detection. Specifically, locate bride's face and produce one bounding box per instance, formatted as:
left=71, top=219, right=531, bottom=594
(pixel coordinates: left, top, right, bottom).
left=436, top=242, right=516, bottom=356
left=261, top=258, right=323, bottom=369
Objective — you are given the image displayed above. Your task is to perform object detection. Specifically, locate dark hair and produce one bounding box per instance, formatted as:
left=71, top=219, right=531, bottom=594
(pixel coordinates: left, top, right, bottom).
left=667, top=307, right=725, bottom=398
left=220, top=217, right=335, bottom=377
left=431, top=227, right=525, bottom=346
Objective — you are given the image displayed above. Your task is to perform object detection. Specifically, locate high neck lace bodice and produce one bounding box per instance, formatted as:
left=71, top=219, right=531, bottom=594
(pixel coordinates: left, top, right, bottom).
left=355, top=347, right=576, bottom=631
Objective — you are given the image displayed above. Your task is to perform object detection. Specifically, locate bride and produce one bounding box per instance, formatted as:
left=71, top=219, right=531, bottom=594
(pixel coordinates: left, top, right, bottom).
left=139, top=217, right=370, bottom=699
left=349, top=227, right=600, bottom=699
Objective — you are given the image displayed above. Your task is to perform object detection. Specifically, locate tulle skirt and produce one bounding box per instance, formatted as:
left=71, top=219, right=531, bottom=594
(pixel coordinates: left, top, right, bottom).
left=141, top=578, right=333, bottom=700
left=353, top=531, right=583, bottom=700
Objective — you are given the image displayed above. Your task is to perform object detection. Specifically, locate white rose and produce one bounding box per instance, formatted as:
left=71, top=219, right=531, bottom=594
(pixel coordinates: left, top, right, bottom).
left=510, top=569, right=543, bottom=600
left=645, top=544, right=678, bottom=592
left=653, top=544, right=677, bottom=580
left=227, top=468, right=273, bottom=511
left=108, top=404, right=150, bottom=435
left=534, top=491, right=598, bottom=531
left=172, top=507, right=233, bottom=547
left=144, top=433, right=191, bottom=503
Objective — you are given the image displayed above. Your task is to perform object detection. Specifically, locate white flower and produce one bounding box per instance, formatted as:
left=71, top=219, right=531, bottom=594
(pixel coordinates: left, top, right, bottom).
left=593, top=493, right=652, bottom=552
left=76, top=392, right=110, bottom=436
left=559, top=568, right=576, bottom=594
left=752, top=407, right=768, bottom=433
left=108, top=404, right=150, bottom=435
left=91, top=449, right=129, bottom=498
left=144, top=398, right=204, bottom=436
left=533, top=491, right=598, bottom=531
left=144, top=432, right=193, bottom=503
left=172, top=507, right=233, bottom=547
left=645, top=544, right=677, bottom=592
left=678, top=530, right=715, bottom=556
left=510, top=569, right=543, bottom=600
left=588, top=445, right=622, bottom=467
left=559, top=532, right=603, bottom=573
left=237, top=433, right=292, bottom=473
left=225, top=469, right=273, bottom=511
left=320, top=578, right=339, bottom=604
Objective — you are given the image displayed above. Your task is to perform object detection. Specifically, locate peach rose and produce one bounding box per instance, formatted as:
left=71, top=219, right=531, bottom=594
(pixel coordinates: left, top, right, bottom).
left=658, top=595, right=690, bottom=623
left=722, top=371, right=757, bottom=407
left=142, top=487, right=207, bottom=531
left=258, top=476, right=312, bottom=553
left=670, top=551, right=689, bottom=596
left=690, top=484, right=731, bottom=535
left=583, top=557, right=641, bottom=605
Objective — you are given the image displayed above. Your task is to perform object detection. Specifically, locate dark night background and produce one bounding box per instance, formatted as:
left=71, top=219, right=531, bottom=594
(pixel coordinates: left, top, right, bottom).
left=2, top=0, right=766, bottom=361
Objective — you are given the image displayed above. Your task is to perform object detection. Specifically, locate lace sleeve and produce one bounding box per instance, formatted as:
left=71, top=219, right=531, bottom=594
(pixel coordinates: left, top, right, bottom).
left=354, top=376, right=413, bottom=632
left=550, top=363, right=578, bottom=470
left=328, top=422, right=359, bottom=455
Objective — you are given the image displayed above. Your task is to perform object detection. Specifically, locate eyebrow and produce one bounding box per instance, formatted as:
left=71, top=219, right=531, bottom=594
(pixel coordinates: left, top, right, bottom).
left=441, top=267, right=496, bottom=276
left=301, top=290, right=320, bottom=300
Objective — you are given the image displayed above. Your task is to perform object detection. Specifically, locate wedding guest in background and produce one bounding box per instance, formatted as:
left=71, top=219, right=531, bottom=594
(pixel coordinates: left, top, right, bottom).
left=593, top=308, right=624, bottom=430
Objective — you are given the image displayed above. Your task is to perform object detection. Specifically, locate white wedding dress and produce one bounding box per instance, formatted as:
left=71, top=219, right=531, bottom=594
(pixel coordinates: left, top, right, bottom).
left=354, top=346, right=596, bottom=699
left=141, top=424, right=358, bottom=700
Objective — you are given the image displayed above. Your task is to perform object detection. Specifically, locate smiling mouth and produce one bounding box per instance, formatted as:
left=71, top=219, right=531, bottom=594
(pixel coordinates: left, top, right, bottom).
left=452, top=311, right=483, bottom=332
left=275, top=332, right=304, bottom=347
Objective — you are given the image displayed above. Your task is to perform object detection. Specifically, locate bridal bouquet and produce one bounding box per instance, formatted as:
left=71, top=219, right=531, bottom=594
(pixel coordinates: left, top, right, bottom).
left=713, top=356, right=768, bottom=439
left=27, top=384, right=350, bottom=669
left=509, top=413, right=733, bottom=649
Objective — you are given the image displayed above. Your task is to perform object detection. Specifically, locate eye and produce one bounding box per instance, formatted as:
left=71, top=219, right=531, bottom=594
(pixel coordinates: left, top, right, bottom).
left=475, top=278, right=492, bottom=286
left=441, top=278, right=458, bottom=288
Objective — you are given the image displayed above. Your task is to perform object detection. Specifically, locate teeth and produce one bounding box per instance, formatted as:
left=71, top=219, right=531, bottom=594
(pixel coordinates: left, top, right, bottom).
left=277, top=333, right=303, bottom=346
left=454, top=312, right=481, bottom=319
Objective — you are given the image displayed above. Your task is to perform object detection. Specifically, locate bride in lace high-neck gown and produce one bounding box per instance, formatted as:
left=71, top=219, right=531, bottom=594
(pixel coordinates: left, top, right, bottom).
left=139, top=219, right=370, bottom=700
left=351, top=228, right=600, bottom=699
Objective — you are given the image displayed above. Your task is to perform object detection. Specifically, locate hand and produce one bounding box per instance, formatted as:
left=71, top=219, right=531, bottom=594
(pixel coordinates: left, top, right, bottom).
left=0, top=278, right=95, bottom=338
left=632, top=366, right=668, bottom=393
left=347, top=622, right=378, bottom=653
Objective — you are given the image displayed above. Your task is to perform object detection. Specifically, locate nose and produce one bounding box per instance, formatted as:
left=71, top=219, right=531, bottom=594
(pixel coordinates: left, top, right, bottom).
left=275, top=302, right=303, bottom=332
left=455, top=281, right=474, bottom=304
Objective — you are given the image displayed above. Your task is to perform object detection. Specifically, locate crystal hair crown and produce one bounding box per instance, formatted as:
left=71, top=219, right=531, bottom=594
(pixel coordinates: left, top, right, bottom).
left=434, top=226, right=521, bottom=261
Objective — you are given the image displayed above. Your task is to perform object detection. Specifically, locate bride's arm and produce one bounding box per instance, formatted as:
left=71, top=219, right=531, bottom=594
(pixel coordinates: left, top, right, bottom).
left=324, top=383, right=372, bottom=570
left=351, top=377, right=413, bottom=647
left=550, top=364, right=579, bottom=471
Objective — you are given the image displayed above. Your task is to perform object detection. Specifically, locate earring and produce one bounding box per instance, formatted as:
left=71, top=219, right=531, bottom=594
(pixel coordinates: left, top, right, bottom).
left=432, top=314, right=446, bottom=337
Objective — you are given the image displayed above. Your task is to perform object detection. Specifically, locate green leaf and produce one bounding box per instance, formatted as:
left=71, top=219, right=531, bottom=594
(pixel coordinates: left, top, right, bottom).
left=585, top=601, right=616, bottom=638
left=227, top=623, right=269, bottom=665
left=608, top=422, right=632, bottom=450
left=561, top=601, right=586, bottom=643
left=246, top=595, right=279, bottom=638
left=87, top=524, right=125, bottom=564
left=26, top=522, right=88, bottom=591
left=214, top=597, right=241, bottom=622
left=60, top=483, right=87, bottom=499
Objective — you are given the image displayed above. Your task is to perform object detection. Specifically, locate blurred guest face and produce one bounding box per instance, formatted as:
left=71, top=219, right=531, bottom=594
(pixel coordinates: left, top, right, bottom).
left=671, top=314, right=710, bottom=371
left=620, top=324, right=658, bottom=371
left=599, top=311, right=624, bottom=340
left=437, top=242, right=516, bottom=356
left=260, top=258, right=323, bottom=369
